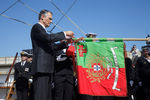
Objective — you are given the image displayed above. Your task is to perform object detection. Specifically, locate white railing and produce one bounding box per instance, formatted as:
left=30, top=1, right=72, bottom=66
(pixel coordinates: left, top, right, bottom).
left=0, top=57, right=21, bottom=65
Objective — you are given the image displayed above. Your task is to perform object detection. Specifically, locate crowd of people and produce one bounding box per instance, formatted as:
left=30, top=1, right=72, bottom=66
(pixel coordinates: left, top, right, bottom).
left=13, top=9, right=150, bottom=100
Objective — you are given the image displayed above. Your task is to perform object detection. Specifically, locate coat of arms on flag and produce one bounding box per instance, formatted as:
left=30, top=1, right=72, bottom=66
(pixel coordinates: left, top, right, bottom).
left=76, top=41, right=127, bottom=96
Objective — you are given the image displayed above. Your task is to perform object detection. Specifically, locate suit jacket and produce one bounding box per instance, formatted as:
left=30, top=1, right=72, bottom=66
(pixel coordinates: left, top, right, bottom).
left=14, top=61, right=31, bottom=89
left=135, top=56, right=150, bottom=83
left=31, top=23, right=67, bottom=75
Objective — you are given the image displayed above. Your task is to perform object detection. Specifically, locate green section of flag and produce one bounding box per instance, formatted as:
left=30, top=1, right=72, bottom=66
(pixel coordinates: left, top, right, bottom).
left=76, top=42, right=125, bottom=68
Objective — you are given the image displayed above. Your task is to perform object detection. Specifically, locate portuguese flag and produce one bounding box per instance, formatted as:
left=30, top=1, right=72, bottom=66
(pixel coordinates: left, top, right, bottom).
left=76, top=41, right=127, bottom=96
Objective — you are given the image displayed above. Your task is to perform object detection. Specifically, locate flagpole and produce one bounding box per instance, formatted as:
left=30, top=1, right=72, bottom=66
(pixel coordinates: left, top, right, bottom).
left=73, top=38, right=150, bottom=41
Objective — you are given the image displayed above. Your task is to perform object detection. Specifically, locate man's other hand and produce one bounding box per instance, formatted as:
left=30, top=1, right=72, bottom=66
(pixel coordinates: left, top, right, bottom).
left=64, top=31, right=74, bottom=38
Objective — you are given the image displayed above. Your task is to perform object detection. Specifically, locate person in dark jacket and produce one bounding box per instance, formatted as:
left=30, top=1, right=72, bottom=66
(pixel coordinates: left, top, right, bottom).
left=26, top=52, right=34, bottom=100
left=14, top=51, right=32, bottom=100
left=54, top=48, right=74, bottom=100
left=30, top=9, right=74, bottom=100
left=135, top=47, right=150, bottom=100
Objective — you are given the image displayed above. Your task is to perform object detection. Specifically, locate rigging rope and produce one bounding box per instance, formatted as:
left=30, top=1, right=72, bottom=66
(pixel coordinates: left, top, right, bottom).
left=50, top=0, right=77, bottom=32
left=0, top=0, right=32, bottom=26
left=0, top=0, right=19, bottom=15
left=0, top=0, right=83, bottom=36
left=18, top=0, right=65, bottom=32
left=18, top=0, right=39, bottom=14
left=0, top=14, right=32, bottom=26
left=49, top=0, right=86, bottom=36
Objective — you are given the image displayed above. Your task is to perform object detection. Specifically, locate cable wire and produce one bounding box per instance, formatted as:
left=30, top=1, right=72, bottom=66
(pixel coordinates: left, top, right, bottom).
left=49, top=0, right=86, bottom=36
left=18, top=0, right=39, bottom=14
left=48, top=22, right=64, bottom=32
left=0, top=0, right=19, bottom=15
left=0, top=14, right=32, bottom=26
left=18, top=0, right=65, bottom=32
left=50, top=0, right=77, bottom=32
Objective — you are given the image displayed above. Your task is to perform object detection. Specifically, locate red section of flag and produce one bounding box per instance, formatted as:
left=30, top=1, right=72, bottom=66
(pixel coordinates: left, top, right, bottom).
left=77, top=65, right=127, bottom=96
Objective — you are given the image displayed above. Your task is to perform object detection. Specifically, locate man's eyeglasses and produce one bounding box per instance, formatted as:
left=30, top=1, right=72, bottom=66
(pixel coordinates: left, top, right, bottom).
left=48, top=18, right=52, bottom=20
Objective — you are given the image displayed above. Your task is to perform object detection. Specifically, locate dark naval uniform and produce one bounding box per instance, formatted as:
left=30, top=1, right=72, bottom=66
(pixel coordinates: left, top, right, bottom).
left=135, top=56, right=150, bottom=100
left=14, top=61, right=31, bottom=100
left=54, top=49, right=74, bottom=100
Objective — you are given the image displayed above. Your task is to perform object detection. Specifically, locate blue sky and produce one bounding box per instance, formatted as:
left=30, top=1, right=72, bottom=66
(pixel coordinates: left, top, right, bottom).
left=0, top=0, right=150, bottom=57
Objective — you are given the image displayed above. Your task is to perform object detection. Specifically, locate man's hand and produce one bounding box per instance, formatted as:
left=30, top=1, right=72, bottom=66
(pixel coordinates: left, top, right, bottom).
left=66, top=39, right=73, bottom=44
left=66, top=37, right=84, bottom=44
left=74, top=37, right=84, bottom=43
left=64, top=31, right=74, bottom=38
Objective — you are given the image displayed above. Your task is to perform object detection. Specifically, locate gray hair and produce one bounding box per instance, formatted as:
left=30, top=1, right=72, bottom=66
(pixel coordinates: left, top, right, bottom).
left=38, top=9, right=53, bottom=20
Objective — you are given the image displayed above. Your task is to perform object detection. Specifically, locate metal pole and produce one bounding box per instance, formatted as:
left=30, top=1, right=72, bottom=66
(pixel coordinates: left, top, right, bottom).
left=73, top=37, right=150, bottom=41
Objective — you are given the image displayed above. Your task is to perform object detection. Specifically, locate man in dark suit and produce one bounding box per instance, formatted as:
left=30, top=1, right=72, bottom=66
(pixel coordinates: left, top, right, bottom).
left=30, top=9, right=74, bottom=100
left=14, top=51, right=32, bottom=100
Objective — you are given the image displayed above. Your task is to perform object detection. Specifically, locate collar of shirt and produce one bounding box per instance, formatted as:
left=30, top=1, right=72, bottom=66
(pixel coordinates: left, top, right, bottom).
left=21, top=61, right=26, bottom=66
left=146, top=58, right=150, bottom=63
left=38, top=22, right=47, bottom=32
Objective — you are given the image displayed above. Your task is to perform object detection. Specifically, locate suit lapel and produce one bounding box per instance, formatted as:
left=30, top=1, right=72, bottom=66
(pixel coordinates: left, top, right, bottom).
left=18, top=62, right=24, bottom=72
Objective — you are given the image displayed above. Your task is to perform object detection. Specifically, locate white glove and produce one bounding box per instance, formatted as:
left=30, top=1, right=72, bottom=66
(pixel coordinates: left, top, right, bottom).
left=29, top=79, right=33, bottom=83
left=138, top=81, right=142, bottom=86
left=129, top=80, right=134, bottom=87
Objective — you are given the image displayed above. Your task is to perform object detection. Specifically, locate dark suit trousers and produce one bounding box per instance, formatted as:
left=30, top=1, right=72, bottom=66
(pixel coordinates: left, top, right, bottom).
left=142, top=83, right=150, bottom=100
left=54, top=75, right=74, bottom=100
left=33, top=74, right=52, bottom=100
left=16, top=88, right=28, bottom=100
left=81, top=95, right=114, bottom=100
